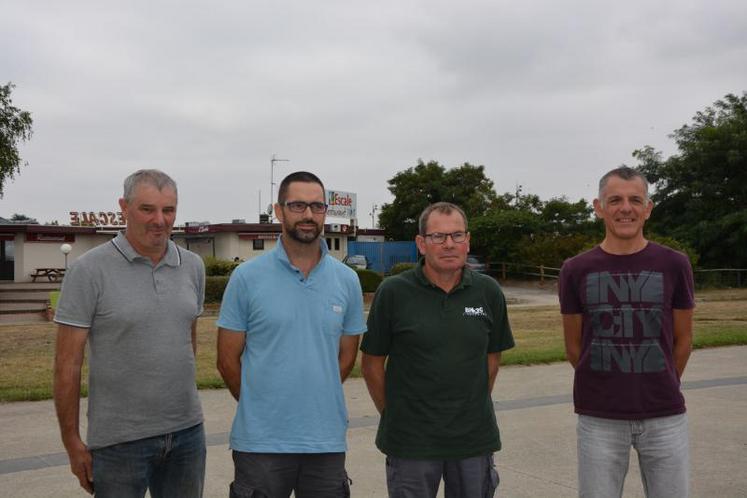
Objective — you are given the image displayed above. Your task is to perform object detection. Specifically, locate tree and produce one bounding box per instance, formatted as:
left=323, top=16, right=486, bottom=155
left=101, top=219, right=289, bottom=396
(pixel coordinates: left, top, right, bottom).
left=470, top=195, right=600, bottom=265
left=635, top=92, right=747, bottom=267
left=378, top=160, right=498, bottom=240
left=0, top=83, right=33, bottom=197
left=10, top=213, right=38, bottom=224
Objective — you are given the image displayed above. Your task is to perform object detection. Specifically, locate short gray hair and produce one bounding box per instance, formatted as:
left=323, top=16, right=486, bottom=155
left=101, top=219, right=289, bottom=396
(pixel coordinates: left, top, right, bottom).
left=123, top=169, right=178, bottom=203
left=598, top=166, right=649, bottom=201
left=418, top=202, right=468, bottom=236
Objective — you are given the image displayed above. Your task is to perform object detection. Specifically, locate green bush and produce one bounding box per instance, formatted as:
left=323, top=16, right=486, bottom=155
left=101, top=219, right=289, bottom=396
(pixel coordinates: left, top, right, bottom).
left=389, top=262, right=416, bottom=275
left=205, top=276, right=230, bottom=303
left=355, top=269, right=383, bottom=293
left=49, top=291, right=60, bottom=310
left=203, top=256, right=239, bottom=276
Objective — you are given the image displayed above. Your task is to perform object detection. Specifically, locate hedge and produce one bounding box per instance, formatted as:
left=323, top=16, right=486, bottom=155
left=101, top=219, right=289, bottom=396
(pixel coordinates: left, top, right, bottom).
left=203, top=256, right=240, bottom=276
left=355, top=269, right=383, bottom=293
left=206, top=269, right=381, bottom=303
left=388, top=262, right=416, bottom=275
left=205, top=276, right=230, bottom=303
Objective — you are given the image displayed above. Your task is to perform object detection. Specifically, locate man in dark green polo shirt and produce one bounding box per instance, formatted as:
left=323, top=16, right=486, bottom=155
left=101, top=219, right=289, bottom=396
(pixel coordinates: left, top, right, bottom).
left=361, top=201, right=514, bottom=498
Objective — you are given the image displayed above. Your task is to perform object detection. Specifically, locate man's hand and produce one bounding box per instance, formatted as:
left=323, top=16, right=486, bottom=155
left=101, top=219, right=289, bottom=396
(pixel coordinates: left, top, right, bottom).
left=65, top=437, right=93, bottom=494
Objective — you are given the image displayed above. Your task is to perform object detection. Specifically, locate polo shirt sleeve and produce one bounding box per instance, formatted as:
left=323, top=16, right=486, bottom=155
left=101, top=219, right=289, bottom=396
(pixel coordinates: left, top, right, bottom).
left=360, top=280, right=393, bottom=355
left=216, top=269, right=249, bottom=332
left=488, top=283, right=515, bottom=353
left=343, top=271, right=367, bottom=335
left=54, top=261, right=97, bottom=329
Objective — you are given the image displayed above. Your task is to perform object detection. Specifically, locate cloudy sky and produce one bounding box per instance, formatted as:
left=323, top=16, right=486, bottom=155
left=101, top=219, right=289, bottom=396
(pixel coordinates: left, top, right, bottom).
left=2, top=0, right=745, bottom=227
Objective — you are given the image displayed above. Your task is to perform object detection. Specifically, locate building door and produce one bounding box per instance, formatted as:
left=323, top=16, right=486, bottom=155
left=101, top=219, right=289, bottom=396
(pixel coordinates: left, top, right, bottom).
left=0, top=239, right=14, bottom=281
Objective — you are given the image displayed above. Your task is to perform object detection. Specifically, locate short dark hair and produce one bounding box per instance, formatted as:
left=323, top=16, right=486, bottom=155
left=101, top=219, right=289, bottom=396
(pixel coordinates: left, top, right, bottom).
left=598, top=166, right=649, bottom=201
left=123, top=169, right=177, bottom=203
left=277, top=171, right=326, bottom=203
left=418, top=202, right=468, bottom=236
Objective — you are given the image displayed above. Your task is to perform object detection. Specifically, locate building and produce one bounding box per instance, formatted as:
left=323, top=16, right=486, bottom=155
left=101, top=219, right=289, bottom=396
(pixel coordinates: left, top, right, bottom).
left=0, top=223, right=116, bottom=282
left=172, top=221, right=356, bottom=261
left=0, top=220, right=362, bottom=282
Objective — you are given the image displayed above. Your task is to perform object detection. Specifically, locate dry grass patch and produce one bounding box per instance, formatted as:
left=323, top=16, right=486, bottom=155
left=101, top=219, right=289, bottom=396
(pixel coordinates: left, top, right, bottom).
left=1, top=289, right=745, bottom=402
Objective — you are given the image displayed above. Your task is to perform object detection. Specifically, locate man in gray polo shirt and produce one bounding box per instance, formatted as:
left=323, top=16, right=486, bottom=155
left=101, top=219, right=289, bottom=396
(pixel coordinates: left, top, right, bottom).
left=53, top=169, right=206, bottom=498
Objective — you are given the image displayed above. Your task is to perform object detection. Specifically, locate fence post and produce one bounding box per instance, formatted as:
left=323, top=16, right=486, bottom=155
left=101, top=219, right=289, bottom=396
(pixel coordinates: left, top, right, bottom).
left=501, top=263, right=506, bottom=280
left=540, top=265, right=545, bottom=283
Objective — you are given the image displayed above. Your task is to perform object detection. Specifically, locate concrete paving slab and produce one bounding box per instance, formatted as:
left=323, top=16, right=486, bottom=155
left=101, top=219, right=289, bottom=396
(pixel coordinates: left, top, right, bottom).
left=1, top=346, right=746, bottom=497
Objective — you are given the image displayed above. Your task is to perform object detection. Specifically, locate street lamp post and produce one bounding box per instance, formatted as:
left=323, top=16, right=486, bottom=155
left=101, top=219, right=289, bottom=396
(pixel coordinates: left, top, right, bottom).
left=60, top=243, right=72, bottom=270
left=270, top=154, right=289, bottom=222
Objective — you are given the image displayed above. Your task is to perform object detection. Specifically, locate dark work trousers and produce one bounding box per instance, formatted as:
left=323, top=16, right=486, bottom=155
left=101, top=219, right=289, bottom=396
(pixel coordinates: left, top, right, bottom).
left=229, top=451, right=350, bottom=498
left=385, top=453, right=499, bottom=498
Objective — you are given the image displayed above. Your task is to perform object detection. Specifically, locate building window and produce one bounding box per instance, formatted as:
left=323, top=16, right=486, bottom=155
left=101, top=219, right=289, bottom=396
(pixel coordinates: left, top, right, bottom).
left=253, top=239, right=265, bottom=251
left=326, top=238, right=332, bottom=249
left=334, top=238, right=340, bottom=251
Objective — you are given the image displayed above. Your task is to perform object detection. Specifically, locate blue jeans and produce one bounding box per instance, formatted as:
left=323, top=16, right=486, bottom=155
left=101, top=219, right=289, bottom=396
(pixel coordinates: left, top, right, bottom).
left=385, top=454, right=499, bottom=498
left=577, top=414, right=689, bottom=498
left=91, top=423, right=206, bottom=498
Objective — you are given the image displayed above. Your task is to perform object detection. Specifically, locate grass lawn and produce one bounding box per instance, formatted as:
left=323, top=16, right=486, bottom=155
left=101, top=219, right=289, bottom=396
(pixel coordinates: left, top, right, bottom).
left=2, top=289, right=746, bottom=402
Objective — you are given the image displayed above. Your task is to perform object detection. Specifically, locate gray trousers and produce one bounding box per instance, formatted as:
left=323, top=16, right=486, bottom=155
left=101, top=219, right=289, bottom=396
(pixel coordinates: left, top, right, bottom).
left=385, top=453, right=499, bottom=498
left=229, top=451, right=350, bottom=498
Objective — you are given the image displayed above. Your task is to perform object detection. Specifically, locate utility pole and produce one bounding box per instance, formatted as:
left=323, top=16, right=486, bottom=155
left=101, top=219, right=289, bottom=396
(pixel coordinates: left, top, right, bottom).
left=270, top=154, right=289, bottom=222
left=369, top=203, right=378, bottom=228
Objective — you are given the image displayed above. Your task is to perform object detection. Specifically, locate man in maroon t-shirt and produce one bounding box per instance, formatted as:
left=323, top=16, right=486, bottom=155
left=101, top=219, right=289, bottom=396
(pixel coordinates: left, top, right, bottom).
left=559, top=166, right=695, bottom=498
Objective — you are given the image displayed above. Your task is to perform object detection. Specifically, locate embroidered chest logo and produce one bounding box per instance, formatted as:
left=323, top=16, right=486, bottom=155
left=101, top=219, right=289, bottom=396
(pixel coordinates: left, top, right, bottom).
left=463, top=306, right=486, bottom=317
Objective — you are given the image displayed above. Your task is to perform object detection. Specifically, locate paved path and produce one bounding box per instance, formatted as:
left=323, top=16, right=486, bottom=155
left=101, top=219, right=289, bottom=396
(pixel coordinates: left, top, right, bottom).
left=500, top=284, right=559, bottom=307
left=1, top=346, right=746, bottom=497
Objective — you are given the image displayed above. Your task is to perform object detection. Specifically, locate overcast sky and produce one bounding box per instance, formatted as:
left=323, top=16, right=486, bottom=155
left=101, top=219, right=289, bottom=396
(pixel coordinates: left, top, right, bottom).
left=2, top=0, right=746, bottom=227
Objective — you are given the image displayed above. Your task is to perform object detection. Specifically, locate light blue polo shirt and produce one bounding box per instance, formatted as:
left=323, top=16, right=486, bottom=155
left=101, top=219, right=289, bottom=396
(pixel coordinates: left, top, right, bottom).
left=217, top=237, right=366, bottom=453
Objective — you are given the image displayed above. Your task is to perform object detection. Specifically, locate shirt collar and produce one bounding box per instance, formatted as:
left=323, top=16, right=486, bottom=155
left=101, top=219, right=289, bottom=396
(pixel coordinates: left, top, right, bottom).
left=274, top=235, right=329, bottom=271
left=413, top=257, right=473, bottom=291
left=111, top=231, right=181, bottom=267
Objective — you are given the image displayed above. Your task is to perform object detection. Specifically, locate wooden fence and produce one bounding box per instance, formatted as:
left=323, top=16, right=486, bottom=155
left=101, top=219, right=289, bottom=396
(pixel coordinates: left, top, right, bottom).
left=488, top=263, right=746, bottom=288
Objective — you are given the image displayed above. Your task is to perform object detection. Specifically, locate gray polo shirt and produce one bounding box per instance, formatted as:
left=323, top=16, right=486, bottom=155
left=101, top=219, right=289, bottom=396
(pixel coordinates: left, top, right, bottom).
left=55, top=232, right=205, bottom=449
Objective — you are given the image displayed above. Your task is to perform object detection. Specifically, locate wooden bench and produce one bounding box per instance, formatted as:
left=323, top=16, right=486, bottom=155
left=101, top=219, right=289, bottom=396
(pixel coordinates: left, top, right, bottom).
left=30, top=268, right=66, bottom=282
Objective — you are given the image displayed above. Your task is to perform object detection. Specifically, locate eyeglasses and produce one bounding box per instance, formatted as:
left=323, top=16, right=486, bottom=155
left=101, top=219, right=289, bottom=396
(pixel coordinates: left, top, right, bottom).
left=281, top=201, right=328, bottom=214
left=423, top=231, right=468, bottom=244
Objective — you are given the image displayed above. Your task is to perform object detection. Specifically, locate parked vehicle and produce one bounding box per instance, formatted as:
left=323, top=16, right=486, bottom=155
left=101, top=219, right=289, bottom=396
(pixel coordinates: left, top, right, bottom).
left=465, top=255, right=488, bottom=273
left=343, top=254, right=369, bottom=270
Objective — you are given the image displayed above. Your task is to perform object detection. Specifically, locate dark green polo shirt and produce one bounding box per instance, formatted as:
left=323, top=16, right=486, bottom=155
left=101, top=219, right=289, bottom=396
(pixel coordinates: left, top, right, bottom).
left=361, top=260, right=514, bottom=459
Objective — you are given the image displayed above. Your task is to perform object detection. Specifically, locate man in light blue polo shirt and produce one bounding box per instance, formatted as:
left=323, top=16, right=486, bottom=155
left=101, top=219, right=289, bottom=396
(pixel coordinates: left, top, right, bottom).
left=217, top=171, right=366, bottom=497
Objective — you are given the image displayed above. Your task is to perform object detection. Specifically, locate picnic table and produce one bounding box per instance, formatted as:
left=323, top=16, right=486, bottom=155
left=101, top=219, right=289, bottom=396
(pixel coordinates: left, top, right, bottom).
left=30, top=268, right=66, bottom=282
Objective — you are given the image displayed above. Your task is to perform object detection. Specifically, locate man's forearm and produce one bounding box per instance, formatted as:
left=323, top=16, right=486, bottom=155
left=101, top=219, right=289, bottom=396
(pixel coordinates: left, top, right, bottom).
left=361, top=354, right=387, bottom=414
left=673, top=308, right=694, bottom=378
left=673, top=340, right=692, bottom=379
left=54, top=361, right=83, bottom=448
left=562, top=314, right=583, bottom=368
left=217, top=359, right=242, bottom=401
left=338, top=336, right=360, bottom=382
left=487, top=352, right=501, bottom=392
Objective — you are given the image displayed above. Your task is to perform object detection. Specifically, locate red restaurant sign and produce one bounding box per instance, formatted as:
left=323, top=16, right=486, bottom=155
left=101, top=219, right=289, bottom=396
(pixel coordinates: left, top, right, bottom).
left=70, top=211, right=126, bottom=226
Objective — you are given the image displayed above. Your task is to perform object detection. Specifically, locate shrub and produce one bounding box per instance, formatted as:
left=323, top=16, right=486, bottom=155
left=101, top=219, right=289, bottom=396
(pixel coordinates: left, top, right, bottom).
left=389, top=262, right=416, bottom=275
left=203, top=256, right=239, bottom=276
left=205, top=276, right=230, bottom=303
left=355, top=269, right=383, bottom=293
left=49, top=291, right=60, bottom=311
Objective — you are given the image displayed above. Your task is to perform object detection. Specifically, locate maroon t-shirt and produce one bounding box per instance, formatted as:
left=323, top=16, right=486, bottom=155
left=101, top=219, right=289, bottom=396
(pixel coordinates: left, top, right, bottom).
left=559, top=242, right=695, bottom=419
